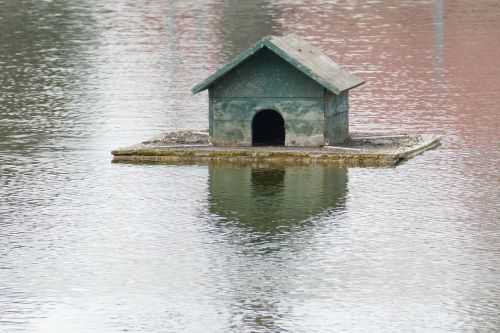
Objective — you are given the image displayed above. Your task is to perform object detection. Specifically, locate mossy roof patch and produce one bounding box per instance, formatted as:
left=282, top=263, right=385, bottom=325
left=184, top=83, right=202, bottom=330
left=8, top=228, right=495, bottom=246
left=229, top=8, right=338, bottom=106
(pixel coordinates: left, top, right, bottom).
left=191, top=34, right=365, bottom=95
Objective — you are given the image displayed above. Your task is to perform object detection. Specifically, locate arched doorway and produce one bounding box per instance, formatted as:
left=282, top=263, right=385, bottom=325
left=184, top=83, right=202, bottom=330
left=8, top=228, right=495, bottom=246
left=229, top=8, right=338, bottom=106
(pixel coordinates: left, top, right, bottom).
left=252, top=109, right=285, bottom=146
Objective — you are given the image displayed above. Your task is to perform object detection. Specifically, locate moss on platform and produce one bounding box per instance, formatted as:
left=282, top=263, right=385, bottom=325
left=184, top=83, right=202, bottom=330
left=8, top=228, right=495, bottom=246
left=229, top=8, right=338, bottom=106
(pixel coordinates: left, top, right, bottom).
left=111, top=131, right=440, bottom=167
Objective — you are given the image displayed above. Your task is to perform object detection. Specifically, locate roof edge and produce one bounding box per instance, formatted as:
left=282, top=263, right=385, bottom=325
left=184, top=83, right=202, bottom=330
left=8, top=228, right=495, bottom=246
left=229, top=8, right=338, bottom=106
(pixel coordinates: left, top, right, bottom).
left=191, top=35, right=365, bottom=95
left=191, top=37, right=270, bottom=94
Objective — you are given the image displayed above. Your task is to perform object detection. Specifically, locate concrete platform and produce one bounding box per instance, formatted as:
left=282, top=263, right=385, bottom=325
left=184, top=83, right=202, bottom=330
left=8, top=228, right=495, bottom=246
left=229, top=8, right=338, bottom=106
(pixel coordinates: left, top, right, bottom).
left=111, top=131, right=440, bottom=166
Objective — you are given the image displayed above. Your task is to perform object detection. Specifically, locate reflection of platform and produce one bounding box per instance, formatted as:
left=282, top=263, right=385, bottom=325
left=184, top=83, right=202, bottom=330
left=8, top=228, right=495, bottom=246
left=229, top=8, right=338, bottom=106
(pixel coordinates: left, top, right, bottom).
left=112, top=131, right=440, bottom=166
left=209, top=165, right=347, bottom=232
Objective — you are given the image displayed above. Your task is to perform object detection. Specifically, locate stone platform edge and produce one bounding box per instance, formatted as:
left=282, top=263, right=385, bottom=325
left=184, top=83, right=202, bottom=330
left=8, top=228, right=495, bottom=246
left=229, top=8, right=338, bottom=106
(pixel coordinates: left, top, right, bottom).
left=111, top=133, right=441, bottom=167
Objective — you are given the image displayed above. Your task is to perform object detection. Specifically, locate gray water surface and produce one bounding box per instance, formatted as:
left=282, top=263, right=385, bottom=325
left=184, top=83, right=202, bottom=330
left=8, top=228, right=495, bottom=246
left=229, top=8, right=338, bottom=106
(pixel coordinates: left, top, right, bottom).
left=1, top=0, right=499, bottom=332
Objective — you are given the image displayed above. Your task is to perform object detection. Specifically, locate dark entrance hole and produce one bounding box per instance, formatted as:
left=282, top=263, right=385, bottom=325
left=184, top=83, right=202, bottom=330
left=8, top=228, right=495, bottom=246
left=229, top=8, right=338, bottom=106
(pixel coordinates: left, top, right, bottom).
left=252, top=109, right=285, bottom=146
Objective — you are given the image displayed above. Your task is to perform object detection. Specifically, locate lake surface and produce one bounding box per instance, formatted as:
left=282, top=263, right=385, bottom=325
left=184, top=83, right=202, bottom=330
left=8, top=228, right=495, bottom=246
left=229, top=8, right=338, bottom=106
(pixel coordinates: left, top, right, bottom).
left=1, top=0, right=499, bottom=332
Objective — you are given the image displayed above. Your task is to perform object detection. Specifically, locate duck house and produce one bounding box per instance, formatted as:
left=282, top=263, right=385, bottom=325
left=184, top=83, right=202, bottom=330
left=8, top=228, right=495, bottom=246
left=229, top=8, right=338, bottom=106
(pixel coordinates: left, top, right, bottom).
left=192, top=34, right=365, bottom=147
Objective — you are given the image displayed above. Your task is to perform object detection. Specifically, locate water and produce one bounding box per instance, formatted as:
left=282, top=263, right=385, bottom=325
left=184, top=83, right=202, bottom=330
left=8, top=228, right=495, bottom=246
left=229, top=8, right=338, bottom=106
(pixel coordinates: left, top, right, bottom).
left=0, top=0, right=499, bottom=332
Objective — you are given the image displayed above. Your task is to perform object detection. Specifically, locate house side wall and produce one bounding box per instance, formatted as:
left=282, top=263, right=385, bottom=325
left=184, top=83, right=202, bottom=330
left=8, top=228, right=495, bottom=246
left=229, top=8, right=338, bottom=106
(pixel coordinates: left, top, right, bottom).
left=211, top=98, right=324, bottom=146
left=208, top=88, right=214, bottom=138
left=324, top=90, right=349, bottom=144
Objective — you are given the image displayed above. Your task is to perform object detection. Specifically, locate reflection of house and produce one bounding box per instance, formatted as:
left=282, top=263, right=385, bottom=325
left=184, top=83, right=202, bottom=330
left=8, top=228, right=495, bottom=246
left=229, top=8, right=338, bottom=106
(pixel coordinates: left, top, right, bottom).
left=192, top=34, right=364, bottom=146
left=209, top=165, right=348, bottom=233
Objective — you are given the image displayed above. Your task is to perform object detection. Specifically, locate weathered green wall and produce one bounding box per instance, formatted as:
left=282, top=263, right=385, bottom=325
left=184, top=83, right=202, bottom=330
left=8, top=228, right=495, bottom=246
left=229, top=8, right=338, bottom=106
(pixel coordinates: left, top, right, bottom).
left=212, top=48, right=324, bottom=98
left=211, top=98, right=324, bottom=146
left=325, top=90, right=349, bottom=144
left=208, top=89, right=214, bottom=137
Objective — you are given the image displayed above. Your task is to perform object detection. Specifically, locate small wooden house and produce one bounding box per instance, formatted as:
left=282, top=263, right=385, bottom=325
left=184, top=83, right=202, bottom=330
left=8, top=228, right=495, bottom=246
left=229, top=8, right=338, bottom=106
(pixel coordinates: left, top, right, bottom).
left=192, top=34, right=364, bottom=146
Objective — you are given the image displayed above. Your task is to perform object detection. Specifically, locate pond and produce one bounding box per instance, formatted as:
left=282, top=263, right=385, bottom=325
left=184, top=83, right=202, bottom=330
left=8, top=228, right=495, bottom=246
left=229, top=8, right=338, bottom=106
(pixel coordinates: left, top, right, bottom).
left=0, top=0, right=498, bottom=332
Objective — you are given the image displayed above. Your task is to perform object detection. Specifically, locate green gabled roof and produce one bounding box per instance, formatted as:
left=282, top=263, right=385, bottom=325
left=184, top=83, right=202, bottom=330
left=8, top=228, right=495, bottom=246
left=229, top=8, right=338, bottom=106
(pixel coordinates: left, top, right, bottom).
left=191, top=34, right=365, bottom=95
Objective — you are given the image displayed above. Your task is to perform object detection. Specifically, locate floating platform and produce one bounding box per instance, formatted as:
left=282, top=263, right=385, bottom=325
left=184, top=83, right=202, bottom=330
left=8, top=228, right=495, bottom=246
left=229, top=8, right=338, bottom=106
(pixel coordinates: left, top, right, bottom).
left=111, top=131, right=440, bottom=166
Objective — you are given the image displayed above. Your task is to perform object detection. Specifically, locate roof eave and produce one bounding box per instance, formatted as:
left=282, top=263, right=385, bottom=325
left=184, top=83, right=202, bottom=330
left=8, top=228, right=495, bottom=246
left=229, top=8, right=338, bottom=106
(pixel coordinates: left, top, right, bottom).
left=191, top=38, right=270, bottom=94
left=338, top=79, right=366, bottom=93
